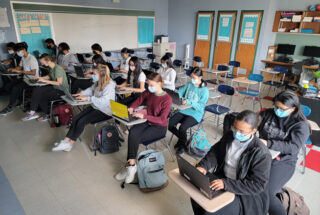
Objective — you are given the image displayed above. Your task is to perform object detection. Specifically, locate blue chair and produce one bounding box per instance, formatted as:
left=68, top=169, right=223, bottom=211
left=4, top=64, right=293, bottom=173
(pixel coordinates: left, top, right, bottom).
left=104, top=51, right=111, bottom=57
left=226, top=61, right=241, bottom=79
left=147, top=54, right=156, bottom=62
left=146, top=48, right=153, bottom=53
left=238, top=74, right=264, bottom=111
left=150, top=62, right=160, bottom=72
left=207, top=65, right=230, bottom=85
left=128, top=49, right=135, bottom=55
left=142, top=134, right=175, bottom=162
left=165, top=52, right=173, bottom=58
left=193, top=56, right=202, bottom=67
left=301, top=105, right=312, bottom=174
left=263, top=66, right=288, bottom=96
left=205, top=85, right=235, bottom=138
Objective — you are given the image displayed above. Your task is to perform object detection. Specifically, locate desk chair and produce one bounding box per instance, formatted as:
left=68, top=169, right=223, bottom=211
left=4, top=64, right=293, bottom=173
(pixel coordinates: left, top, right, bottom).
left=104, top=51, right=112, bottom=57
left=238, top=74, right=264, bottom=111
left=193, top=56, right=203, bottom=67
left=146, top=48, right=153, bottom=53
left=128, top=49, right=135, bottom=56
left=174, top=59, right=186, bottom=86
left=207, top=65, right=229, bottom=85
left=301, top=105, right=312, bottom=174
left=205, top=85, right=235, bottom=139
left=150, top=62, right=160, bottom=72
left=143, top=135, right=175, bottom=162
left=263, top=66, right=288, bottom=96
left=165, top=52, right=173, bottom=58
left=76, top=53, right=85, bottom=64
left=147, top=54, right=156, bottom=66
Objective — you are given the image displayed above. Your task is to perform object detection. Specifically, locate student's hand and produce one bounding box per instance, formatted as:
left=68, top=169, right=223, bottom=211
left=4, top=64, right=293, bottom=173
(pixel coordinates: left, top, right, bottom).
left=210, top=179, right=225, bottom=191
left=2, top=60, right=11, bottom=65
left=260, top=139, right=268, bottom=146
left=12, top=69, right=21, bottom=73
left=7, top=68, right=12, bottom=72
left=128, top=108, right=134, bottom=115
left=118, top=86, right=127, bottom=91
left=196, top=167, right=207, bottom=175
left=115, top=66, right=120, bottom=71
left=182, top=100, right=187, bottom=105
left=133, top=112, right=144, bottom=119
left=36, top=77, right=45, bottom=82
left=76, top=95, right=88, bottom=101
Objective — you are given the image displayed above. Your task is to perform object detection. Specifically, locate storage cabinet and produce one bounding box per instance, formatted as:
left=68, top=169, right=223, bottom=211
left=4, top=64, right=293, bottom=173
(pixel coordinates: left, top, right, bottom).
left=152, top=42, right=176, bottom=63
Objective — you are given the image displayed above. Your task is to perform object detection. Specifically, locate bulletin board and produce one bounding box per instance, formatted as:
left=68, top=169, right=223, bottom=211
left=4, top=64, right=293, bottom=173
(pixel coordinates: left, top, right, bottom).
left=239, top=14, right=259, bottom=44
left=138, top=17, right=155, bottom=48
left=197, top=14, right=211, bottom=40
left=15, top=12, right=53, bottom=54
left=217, top=14, right=234, bottom=42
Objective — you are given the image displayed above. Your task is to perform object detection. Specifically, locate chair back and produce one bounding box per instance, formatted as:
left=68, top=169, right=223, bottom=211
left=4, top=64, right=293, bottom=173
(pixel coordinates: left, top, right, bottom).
left=165, top=52, right=173, bottom=58
left=218, top=84, right=235, bottom=95
left=193, top=56, right=202, bottom=62
left=128, top=49, right=135, bottom=55
left=274, top=66, right=288, bottom=74
left=146, top=48, right=153, bottom=53
left=248, top=74, right=264, bottom=82
left=237, top=68, right=247, bottom=76
left=173, top=59, right=182, bottom=67
left=217, top=65, right=229, bottom=71
left=229, top=61, right=240, bottom=68
left=147, top=54, right=156, bottom=60
left=186, top=69, right=192, bottom=76
left=104, top=51, right=111, bottom=57
left=150, top=62, right=160, bottom=70
left=301, top=105, right=311, bottom=117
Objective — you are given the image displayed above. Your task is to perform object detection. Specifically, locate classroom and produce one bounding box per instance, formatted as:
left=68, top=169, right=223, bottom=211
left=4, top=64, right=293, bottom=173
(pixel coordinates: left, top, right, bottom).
left=0, top=0, right=319, bottom=214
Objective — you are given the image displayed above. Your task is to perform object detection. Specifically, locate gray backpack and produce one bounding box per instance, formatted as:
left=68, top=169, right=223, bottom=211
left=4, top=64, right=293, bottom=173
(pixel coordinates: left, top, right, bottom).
left=137, top=149, right=169, bottom=192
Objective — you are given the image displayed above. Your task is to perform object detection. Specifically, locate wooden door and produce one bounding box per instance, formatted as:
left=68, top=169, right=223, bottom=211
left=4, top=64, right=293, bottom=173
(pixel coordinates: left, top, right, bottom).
left=194, top=11, right=214, bottom=68
left=235, top=11, right=263, bottom=77
left=213, top=11, right=237, bottom=69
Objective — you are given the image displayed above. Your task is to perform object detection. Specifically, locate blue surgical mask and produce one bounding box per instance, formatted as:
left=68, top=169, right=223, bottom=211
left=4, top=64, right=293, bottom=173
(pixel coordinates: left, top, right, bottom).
left=232, top=128, right=251, bottom=143
left=92, top=74, right=99, bottom=83
left=191, top=78, right=198, bottom=85
left=17, top=51, right=23, bottom=57
left=162, top=63, right=167, bottom=69
left=148, top=86, right=157, bottom=93
left=274, top=107, right=290, bottom=118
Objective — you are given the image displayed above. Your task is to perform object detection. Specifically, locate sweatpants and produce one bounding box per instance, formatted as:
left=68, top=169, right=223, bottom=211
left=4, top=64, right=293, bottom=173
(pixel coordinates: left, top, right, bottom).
left=30, top=85, right=64, bottom=114
left=8, top=79, right=30, bottom=106
left=71, top=78, right=93, bottom=94
left=127, top=122, right=167, bottom=160
left=66, top=106, right=111, bottom=141
left=119, top=93, right=141, bottom=107
left=191, top=196, right=241, bottom=215
left=268, top=160, right=295, bottom=215
left=168, top=112, right=198, bottom=148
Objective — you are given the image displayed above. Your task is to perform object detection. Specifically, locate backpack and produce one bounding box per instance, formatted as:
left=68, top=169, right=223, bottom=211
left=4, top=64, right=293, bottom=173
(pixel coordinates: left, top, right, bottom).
left=223, top=112, right=238, bottom=135
left=51, top=104, right=73, bottom=127
left=137, top=149, right=169, bottom=192
left=92, top=125, right=122, bottom=156
left=278, top=187, right=310, bottom=215
left=187, top=129, right=211, bottom=158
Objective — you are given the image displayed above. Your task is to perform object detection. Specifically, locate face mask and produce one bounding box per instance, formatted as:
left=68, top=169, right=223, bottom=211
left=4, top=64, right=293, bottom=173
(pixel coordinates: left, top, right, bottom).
left=232, top=127, right=251, bottom=143
left=93, top=63, right=97, bottom=67
left=17, top=51, right=24, bottom=57
left=191, top=78, right=198, bottom=85
left=162, top=63, right=167, bottom=69
left=274, top=107, right=290, bottom=118
left=92, top=74, right=99, bottom=83
left=8, top=50, right=14, bottom=54
left=46, top=45, right=51, bottom=49
left=148, top=86, right=157, bottom=93
left=130, top=66, right=135, bottom=71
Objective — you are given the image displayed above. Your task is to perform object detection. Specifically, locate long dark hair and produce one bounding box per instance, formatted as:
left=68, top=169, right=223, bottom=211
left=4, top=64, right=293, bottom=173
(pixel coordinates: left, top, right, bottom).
left=190, top=67, right=207, bottom=88
left=161, top=55, right=174, bottom=69
left=235, top=110, right=261, bottom=130
left=128, top=56, right=142, bottom=88
left=92, top=54, right=106, bottom=65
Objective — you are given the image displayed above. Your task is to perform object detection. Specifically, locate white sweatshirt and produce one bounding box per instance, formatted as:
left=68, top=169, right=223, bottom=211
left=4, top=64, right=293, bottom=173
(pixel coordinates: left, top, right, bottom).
left=81, top=80, right=116, bottom=115
left=156, top=67, right=176, bottom=91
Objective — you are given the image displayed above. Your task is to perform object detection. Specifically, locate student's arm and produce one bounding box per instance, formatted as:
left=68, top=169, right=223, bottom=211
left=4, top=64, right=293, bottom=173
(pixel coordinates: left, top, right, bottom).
left=124, top=81, right=145, bottom=93
left=163, top=69, right=176, bottom=86
left=39, top=76, right=62, bottom=86
left=144, top=97, right=172, bottom=124
left=1, top=58, right=12, bottom=65
left=222, top=151, right=272, bottom=195
left=81, top=85, right=94, bottom=96
left=177, top=83, right=188, bottom=98
left=196, top=139, right=223, bottom=172
left=130, top=91, right=148, bottom=110
left=186, top=88, right=209, bottom=111
left=119, top=63, right=129, bottom=74
left=8, top=66, right=22, bottom=72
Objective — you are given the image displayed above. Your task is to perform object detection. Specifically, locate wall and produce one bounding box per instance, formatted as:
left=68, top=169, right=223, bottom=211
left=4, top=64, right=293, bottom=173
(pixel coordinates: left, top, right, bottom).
left=0, top=0, right=169, bottom=58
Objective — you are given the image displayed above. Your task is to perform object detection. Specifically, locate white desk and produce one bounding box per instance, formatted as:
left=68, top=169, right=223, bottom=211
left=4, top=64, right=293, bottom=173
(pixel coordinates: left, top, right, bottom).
left=168, top=168, right=235, bottom=213
left=116, top=89, right=132, bottom=95
left=61, top=95, right=92, bottom=106
left=112, top=116, right=147, bottom=127
left=107, top=57, right=122, bottom=62
left=24, top=79, right=49, bottom=87
left=172, top=103, right=192, bottom=111
left=69, top=73, right=91, bottom=80
left=0, top=72, right=20, bottom=77
left=203, top=69, right=228, bottom=85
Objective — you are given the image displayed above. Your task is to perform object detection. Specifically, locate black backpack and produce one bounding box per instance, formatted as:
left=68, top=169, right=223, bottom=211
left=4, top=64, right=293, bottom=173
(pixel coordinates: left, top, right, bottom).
left=223, top=112, right=238, bottom=135
left=92, top=125, right=123, bottom=155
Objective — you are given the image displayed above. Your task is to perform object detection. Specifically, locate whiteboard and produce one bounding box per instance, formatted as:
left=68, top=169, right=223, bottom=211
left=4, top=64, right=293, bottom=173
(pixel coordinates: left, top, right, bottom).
left=51, top=13, right=138, bottom=53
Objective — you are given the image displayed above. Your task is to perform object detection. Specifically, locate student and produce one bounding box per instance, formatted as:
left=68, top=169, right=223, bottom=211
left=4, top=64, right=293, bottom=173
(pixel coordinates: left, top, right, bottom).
left=52, top=64, right=115, bottom=152
left=117, top=56, right=146, bottom=106
left=168, top=67, right=209, bottom=154
left=114, top=47, right=131, bottom=85
left=21, top=54, right=68, bottom=121
left=192, top=110, right=272, bottom=215
left=57, top=42, right=79, bottom=71
left=87, top=43, right=108, bottom=63
left=115, top=73, right=172, bottom=183
left=156, top=55, right=176, bottom=91
left=0, top=42, right=39, bottom=115
left=258, top=90, right=310, bottom=215
left=71, top=54, right=106, bottom=94
left=45, top=38, right=59, bottom=58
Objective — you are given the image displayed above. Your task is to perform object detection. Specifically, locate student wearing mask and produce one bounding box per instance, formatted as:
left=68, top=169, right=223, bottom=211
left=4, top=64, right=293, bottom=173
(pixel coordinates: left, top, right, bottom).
left=168, top=67, right=209, bottom=154
left=0, top=42, right=39, bottom=115
left=115, top=73, right=172, bottom=183
left=193, top=110, right=272, bottom=215
left=87, top=43, right=108, bottom=63
left=156, top=55, right=176, bottom=91
left=117, top=56, right=146, bottom=106
left=57, top=42, right=79, bottom=72
left=258, top=90, right=310, bottom=215
left=45, top=38, right=59, bottom=58
left=21, top=54, right=68, bottom=121
left=52, top=64, right=115, bottom=152
left=114, top=47, right=131, bottom=85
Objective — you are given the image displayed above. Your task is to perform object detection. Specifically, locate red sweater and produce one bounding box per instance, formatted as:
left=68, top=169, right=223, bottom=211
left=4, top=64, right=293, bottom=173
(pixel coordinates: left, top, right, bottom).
left=130, top=90, right=172, bottom=127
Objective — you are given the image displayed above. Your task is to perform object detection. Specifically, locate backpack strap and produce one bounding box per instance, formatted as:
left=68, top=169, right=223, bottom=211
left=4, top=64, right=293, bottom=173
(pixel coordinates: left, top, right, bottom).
left=138, top=152, right=153, bottom=161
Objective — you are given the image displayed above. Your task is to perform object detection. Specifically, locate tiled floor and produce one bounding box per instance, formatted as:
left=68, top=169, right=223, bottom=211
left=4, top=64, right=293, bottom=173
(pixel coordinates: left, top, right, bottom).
left=0, top=87, right=319, bottom=215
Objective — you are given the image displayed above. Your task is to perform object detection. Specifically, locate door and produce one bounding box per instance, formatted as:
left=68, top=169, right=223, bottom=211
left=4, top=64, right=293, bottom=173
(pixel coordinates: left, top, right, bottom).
left=235, top=11, right=263, bottom=77
left=194, top=11, right=214, bottom=68
left=212, top=11, right=237, bottom=69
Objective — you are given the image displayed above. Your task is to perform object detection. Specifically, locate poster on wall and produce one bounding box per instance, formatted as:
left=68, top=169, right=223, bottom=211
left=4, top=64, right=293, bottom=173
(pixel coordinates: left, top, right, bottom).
left=240, top=14, right=259, bottom=44
left=15, top=12, right=53, bottom=54
left=217, top=14, right=234, bottom=42
left=197, top=14, right=211, bottom=40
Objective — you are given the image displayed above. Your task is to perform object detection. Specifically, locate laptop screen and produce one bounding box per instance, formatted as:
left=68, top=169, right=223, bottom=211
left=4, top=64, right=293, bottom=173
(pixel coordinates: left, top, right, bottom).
left=110, top=100, right=129, bottom=120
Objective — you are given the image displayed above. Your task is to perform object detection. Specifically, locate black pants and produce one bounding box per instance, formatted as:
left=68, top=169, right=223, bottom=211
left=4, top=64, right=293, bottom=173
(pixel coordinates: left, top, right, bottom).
left=191, top=196, right=241, bottom=215
left=119, top=93, right=141, bottom=107
left=268, top=160, right=295, bottom=215
left=70, top=78, right=93, bottom=94
left=30, top=86, right=64, bottom=114
left=168, top=112, right=198, bottom=148
left=66, top=106, right=111, bottom=141
left=113, top=76, right=126, bottom=85
left=8, top=79, right=30, bottom=106
left=127, top=122, right=167, bottom=160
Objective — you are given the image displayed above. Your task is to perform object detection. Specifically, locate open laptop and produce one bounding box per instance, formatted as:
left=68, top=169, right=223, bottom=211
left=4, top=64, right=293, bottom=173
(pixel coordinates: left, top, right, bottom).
left=177, top=155, right=223, bottom=199
left=62, top=88, right=84, bottom=104
left=164, top=89, right=183, bottom=105
left=74, top=66, right=85, bottom=78
left=24, top=75, right=47, bottom=84
left=110, top=100, right=138, bottom=122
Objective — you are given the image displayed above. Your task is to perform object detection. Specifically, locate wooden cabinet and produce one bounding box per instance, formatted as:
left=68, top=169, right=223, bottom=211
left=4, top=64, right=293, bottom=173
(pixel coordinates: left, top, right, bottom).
left=152, top=42, right=176, bottom=63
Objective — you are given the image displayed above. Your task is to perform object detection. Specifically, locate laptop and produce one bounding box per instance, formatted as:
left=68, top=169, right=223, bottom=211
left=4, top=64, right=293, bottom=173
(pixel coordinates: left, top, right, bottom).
left=110, top=100, right=138, bottom=122
left=62, top=88, right=80, bottom=103
left=76, top=53, right=85, bottom=64
left=164, top=89, right=183, bottom=105
left=74, top=66, right=85, bottom=78
left=24, top=75, right=47, bottom=84
left=176, top=155, right=223, bottom=199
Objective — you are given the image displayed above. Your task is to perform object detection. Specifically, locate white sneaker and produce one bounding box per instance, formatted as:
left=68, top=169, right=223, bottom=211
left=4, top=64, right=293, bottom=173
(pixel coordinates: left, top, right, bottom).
left=125, top=164, right=137, bottom=184
left=115, top=166, right=128, bottom=181
left=52, top=140, right=73, bottom=152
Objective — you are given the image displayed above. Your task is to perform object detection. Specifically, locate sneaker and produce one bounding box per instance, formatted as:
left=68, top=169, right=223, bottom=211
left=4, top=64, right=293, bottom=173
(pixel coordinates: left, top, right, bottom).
left=52, top=140, right=73, bottom=152
left=0, top=106, right=13, bottom=116
left=125, top=164, right=137, bottom=184
left=115, top=166, right=129, bottom=181
left=22, top=112, right=39, bottom=121
left=38, top=114, right=49, bottom=122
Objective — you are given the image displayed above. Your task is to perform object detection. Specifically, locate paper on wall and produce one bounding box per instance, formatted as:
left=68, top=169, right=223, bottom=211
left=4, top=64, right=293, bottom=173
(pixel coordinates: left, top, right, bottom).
left=245, top=22, right=254, bottom=28
left=20, top=28, right=31, bottom=34
left=0, top=30, right=8, bottom=43
left=40, top=19, right=50, bottom=26
left=0, top=8, right=10, bottom=27
left=243, top=28, right=253, bottom=38
left=31, top=27, right=41, bottom=33
left=222, top=18, right=229, bottom=27
left=29, top=20, right=39, bottom=26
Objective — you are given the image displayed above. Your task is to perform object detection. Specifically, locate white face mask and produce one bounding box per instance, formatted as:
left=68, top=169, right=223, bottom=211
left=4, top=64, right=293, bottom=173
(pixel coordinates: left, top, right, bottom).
left=8, top=50, right=14, bottom=54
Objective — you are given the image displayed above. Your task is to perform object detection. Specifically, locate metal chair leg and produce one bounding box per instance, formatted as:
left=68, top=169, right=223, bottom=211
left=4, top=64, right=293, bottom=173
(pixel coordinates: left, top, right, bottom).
left=163, top=139, right=175, bottom=162
left=215, top=115, right=219, bottom=139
